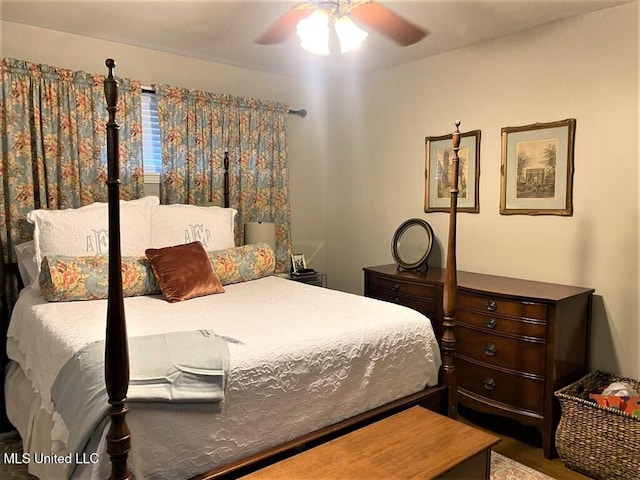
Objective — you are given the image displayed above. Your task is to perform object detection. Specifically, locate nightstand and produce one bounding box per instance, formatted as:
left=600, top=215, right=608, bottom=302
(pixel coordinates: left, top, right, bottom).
left=289, top=272, right=327, bottom=287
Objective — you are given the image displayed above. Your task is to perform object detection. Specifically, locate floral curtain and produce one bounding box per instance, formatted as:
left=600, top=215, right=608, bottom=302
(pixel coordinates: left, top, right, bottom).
left=0, top=58, right=144, bottom=263
left=156, top=85, right=291, bottom=271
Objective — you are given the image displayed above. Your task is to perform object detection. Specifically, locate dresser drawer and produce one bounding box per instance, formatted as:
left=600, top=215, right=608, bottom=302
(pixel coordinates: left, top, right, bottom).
left=456, top=325, right=545, bottom=375
left=367, top=275, right=438, bottom=300
left=368, top=289, right=437, bottom=316
left=458, top=292, right=548, bottom=321
left=457, top=357, right=544, bottom=414
left=457, top=309, right=546, bottom=339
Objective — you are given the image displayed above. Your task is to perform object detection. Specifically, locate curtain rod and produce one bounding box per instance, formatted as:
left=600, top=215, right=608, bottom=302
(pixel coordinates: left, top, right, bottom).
left=142, top=87, right=306, bottom=117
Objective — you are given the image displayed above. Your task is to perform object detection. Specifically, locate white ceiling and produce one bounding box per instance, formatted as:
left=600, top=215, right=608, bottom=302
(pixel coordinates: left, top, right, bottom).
left=0, top=0, right=633, bottom=81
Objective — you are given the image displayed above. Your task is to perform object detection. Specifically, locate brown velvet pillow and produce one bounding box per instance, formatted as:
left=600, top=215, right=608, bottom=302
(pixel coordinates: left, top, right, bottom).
left=145, top=241, right=225, bottom=303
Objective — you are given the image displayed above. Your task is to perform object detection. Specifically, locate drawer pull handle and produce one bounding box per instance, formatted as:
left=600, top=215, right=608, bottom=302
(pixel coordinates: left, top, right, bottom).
left=485, top=318, right=497, bottom=329
left=391, top=283, right=400, bottom=292
left=483, top=377, right=496, bottom=391
left=393, top=297, right=400, bottom=303
left=486, top=301, right=497, bottom=312
left=483, top=343, right=497, bottom=356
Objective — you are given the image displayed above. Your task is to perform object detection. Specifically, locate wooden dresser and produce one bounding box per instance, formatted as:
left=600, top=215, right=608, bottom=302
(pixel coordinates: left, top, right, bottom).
left=363, top=264, right=594, bottom=459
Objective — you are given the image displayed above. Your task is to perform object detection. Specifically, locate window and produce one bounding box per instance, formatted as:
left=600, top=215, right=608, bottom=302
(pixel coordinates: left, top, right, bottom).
left=142, top=90, right=162, bottom=178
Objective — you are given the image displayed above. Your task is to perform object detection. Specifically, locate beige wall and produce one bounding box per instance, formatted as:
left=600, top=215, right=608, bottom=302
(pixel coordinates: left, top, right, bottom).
left=0, top=20, right=330, bottom=274
left=326, top=3, right=639, bottom=378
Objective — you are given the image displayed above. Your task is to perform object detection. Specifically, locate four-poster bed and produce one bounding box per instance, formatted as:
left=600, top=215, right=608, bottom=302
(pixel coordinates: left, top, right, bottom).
left=1, top=59, right=461, bottom=480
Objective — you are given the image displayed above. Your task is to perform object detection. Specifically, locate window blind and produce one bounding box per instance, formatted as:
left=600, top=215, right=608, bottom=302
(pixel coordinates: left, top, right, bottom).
left=142, top=91, right=162, bottom=176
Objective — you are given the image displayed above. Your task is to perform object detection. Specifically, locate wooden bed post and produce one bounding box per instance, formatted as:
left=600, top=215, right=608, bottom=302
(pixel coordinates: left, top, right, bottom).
left=442, top=121, right=460, bottom=419
left=223, top=151, right=230, bottom=208
left=104, top=59, right=133, bottom=480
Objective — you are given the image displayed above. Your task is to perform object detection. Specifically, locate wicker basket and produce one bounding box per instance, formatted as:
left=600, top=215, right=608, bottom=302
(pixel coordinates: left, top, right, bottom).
left=555, top=371, right=640, bottom=480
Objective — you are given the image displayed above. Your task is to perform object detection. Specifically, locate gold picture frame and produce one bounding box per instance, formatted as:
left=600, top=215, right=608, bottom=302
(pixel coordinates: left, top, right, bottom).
left=500, top=118, right=576, bottom=216
left=424, top=130, right=481, bottom=213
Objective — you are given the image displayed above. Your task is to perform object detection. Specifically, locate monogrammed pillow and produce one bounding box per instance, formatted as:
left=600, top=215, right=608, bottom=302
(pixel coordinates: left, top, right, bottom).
left=151, top=204, right=236, bottom=251
left=27, top=196, right=159, bottom=282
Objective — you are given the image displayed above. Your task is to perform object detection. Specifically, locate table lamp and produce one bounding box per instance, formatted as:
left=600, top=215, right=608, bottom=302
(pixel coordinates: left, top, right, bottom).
left=244, top=221, right=276, bottom=252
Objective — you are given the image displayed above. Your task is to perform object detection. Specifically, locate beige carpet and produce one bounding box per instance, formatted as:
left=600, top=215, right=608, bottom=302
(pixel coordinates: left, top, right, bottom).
left=1, top=430, right=553, bottom=479
left=491, top=451, right=555, bottom=480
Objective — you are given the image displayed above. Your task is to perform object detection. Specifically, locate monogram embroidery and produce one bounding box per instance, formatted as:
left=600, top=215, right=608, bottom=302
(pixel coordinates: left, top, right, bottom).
left=86, top=229, right=108, bottom=254
left=184, top=224, right=211, bottom=247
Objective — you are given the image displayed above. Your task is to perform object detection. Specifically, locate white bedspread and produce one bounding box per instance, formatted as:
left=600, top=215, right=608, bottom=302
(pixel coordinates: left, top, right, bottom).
left=7, top=275, right=441, bottom=479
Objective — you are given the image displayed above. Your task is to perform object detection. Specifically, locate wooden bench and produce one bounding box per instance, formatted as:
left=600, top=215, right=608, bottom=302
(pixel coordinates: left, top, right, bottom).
left=241, top=406, right=500, bottom=479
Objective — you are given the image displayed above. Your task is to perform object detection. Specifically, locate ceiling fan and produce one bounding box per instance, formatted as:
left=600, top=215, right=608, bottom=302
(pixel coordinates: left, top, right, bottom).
left=255, top=1, right=428, bottom=53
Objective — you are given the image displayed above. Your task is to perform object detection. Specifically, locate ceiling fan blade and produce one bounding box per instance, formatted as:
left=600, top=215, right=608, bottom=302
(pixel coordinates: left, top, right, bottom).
left=351, top=2, right=427, bottom=46
left=255, top=8, right=313, bottom=45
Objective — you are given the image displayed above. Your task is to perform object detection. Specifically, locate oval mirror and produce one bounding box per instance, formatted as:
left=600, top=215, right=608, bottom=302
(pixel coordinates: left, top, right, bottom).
left=391, top=219, right=434, bottom=271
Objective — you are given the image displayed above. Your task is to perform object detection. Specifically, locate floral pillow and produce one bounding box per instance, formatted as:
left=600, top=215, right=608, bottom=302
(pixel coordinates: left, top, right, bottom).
left=208, top=243, right=275, bottom=285
left=39, top=243, right=275, bottom=302
left=40, top=255, right=160, bottom=302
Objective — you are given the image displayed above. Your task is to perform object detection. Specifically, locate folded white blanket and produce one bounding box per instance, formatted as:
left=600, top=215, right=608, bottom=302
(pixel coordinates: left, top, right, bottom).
left=51, top=329, right=229, bottom=478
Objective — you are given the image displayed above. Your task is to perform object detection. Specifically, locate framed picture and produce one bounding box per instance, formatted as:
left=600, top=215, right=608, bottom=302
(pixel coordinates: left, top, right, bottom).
left=500, top=118, right=576, bottom=216
left=291, top=253, right=307, bottom=273
left=424, top=129, right=481, bottom=213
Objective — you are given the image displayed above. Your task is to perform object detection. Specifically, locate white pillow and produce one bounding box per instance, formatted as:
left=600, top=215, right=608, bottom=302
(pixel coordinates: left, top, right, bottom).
left=27, top=196, right=160, bottom=272
left=151, top=204, right=237, bottom=251
left=15, top=240, right=39, bottom=288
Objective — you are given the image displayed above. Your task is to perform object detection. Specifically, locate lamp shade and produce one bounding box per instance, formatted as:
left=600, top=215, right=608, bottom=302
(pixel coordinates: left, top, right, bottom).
left=244, top=222, right=276, bottom=251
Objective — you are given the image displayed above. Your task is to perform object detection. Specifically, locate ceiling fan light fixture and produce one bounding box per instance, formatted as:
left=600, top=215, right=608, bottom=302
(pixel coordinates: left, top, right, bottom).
left=296, top=9, right=330, bottom=56
left=257, top=1, right=427, bottom=52
left=334, top=15, right=368, bottom=54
